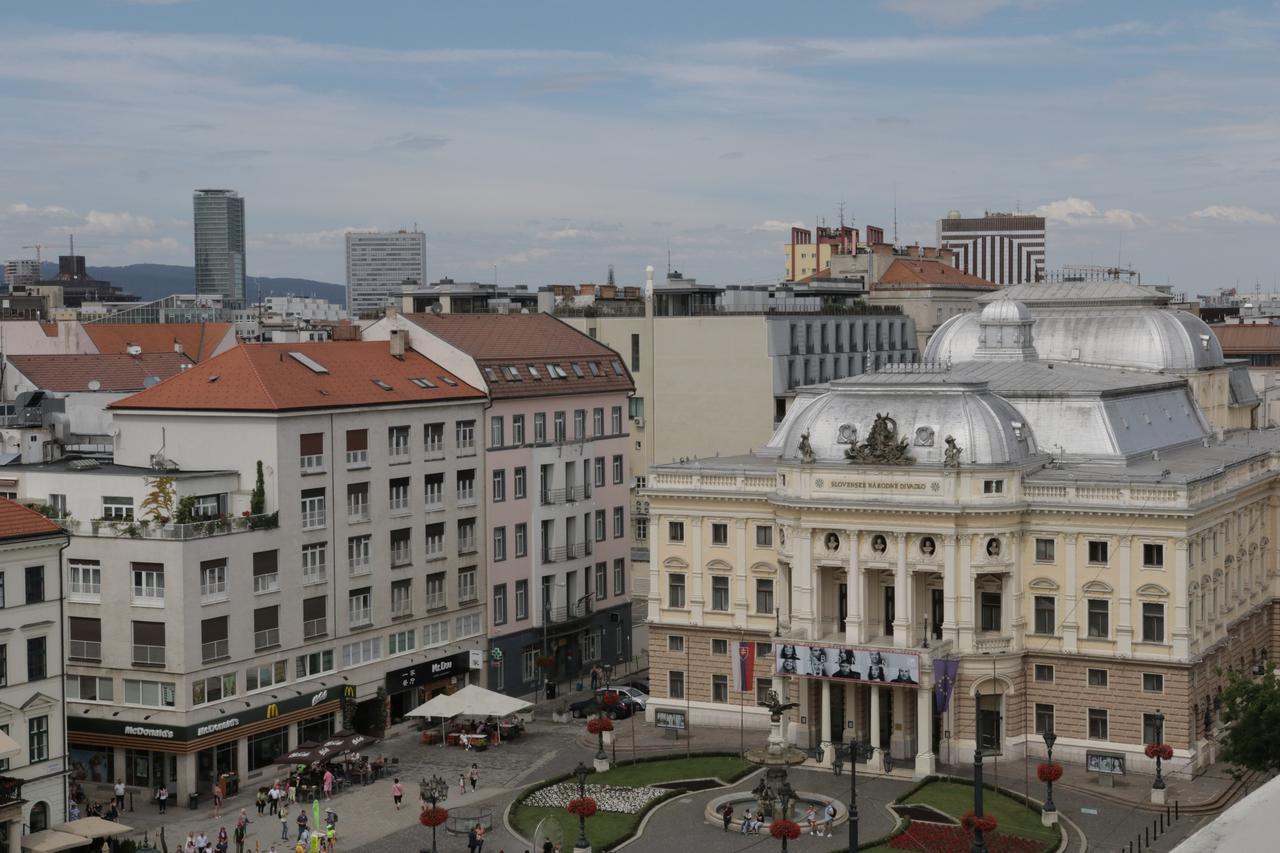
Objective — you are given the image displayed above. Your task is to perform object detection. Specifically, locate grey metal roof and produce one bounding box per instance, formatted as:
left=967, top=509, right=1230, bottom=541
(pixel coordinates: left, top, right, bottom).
left=976, top=280, right=1170, bottom=306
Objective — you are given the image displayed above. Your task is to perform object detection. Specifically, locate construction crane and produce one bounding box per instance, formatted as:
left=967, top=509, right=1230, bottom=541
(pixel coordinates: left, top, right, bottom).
left=21, top=244, right=48, bottom=266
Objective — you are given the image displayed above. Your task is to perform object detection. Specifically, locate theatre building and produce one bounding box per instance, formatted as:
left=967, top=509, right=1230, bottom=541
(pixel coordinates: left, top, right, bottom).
left=645, top=283, right=1280, bottom=779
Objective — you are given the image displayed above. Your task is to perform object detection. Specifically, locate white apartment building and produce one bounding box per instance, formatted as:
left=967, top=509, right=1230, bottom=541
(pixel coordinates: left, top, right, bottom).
left=346, top=231, right=426, bottom=317
left=10, top=338, right=488, bottom=802
left=0, top=500, right=69, bottom=842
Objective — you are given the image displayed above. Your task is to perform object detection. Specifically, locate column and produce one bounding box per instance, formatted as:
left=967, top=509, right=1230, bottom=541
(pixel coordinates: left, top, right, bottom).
left=1173, top=538, right=1190, bottom=658
left=820, top=679, right=833, bottom=765
left=7, top=818, right=20, bottom=853
left=868, top=685, right=885, bottom=772
left=793, top=529, right=815, bottom=629
left=1009, top=532, right=1025, bottom=651
left=890, top=686, right=908, bottom=759
left=957, top=537, right=976, bottom=652
left=943, top=535, right=957, bottom=645
left=893, top=533, right=910, bottom=647
left=1063, top=534, right=1079, bottom=652
left=846, top=532, right=861, bottom=645
left=689, top=515, right=705, bottom=621
left=733, top=519, right=749, bottom=629
left=178, top=752, right=198, bottom=801
left=236, top=737, right=250, bottom=786
left=914, top=684, right=936, bottom=778
left=1117, top=536, right=1133, bottom=655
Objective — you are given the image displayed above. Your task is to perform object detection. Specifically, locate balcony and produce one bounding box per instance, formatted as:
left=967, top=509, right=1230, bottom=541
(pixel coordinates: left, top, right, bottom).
left=303, top=617, right=327, bottom=640
left=389, top=496, right=410, bottom=514
left=131, top=586, right=165, bottom=606
left=458, top=537, right=477, bottom=555
left=202, top=639, right=230, bottom=663
left=457, top=438, right=476, bottom=456
left=302, top=565, right=328, bottom=585
left=388, top=444, right=411, bottom=463
left=391, top=600, right=412, bottom=619
left=68, top=639, right=101, bottom=661
left=567, top=541, right=592, bottom=559
left=300, top=454, right=325, bottom=474
left=68, top=512, right=279, bottom=541
left=68, top=580, right=101, bottom=601
left=542, top=545, right=566, bottom=563
left=200, top=581, right=227, bottom=600
left=425, top=541, right=446, bottom=561
left=254, top=628, right=280, bottom=650
left=345, top=449, right=369, bottom=468
left=347, top=504, right=370, bottom=523
left=391, top=547, right=412, bottom=567
left=302, top=510, right=327, bottom=530
left=459, top=588, right=478, bottom=605
left=456, top=487, right=477, bottom=507
left=540, top=489, right=565, bottom=506
left=426, top=592, right=447, bottom=611
left=253, top=573, right=280, bottom=594
left=424, top=441, right=445, bottom=461
left=424, top=493, right=444, bottom=512
left=132, top=644, right=165, bottom=667
left=974, top=635, right=1013, bottom=654
left=349, top=608, right=372, bottom=629
left=348, top=556, right=371, bottom=577
left=0, top=776, right=22, bottom=807
left=544, top=595, right=594, bottom=626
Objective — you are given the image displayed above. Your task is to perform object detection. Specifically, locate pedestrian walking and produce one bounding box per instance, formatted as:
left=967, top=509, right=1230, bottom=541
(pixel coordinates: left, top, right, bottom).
left=216, top=827, right=229, bottom=853
left=158, top=785, right=169, bottom=814
left=590, top=665, right=600, bottom=690
left=322, top=769, right=334, bottom=800
left=269, top=784, right=280, bottom=816
left=721, top=802, right=733, bottom=831
left=297, top=810, right=309, bottom=842
left=822, top=801, right=837, bottom=838
left=257, top=789, right=267, bottom=815
left=474, top=823, right=486, bottom=851
left=213, top=780, right=224, bottom=818
left=467, top=825, right=478, bottom=853
left=279, top=804, right=290, bottom=841
left=234, top=821, right=246, bottom=853
left=114, top=779, right=126, bottom=812
left=183, top=833, right=196, bottom=853
left=468, top=764, right=480, bottom=792
left=391, top=778, right=403, bottom=810
left=195, top=830, right=210, bottom=853
left=459, top=772, right=466, bottom=797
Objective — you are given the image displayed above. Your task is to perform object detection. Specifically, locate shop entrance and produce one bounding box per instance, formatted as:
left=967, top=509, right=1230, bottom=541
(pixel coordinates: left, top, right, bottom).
left=196, top=742, right=237, bottom=793
left=126, top=749, right=176, bottom=791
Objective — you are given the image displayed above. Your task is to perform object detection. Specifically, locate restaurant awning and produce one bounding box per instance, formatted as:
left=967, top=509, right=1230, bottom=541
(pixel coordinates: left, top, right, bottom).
left=275, top=746, right=321, bottom=765
left=22, top=830, right=92, bottom=852
left=53, top=817, right=133, bottom=838
left=0, top=729, right=21, bottom=760
left=406, top=684, right=533, bottom=720
left=319, top=731, right=380, bottom=755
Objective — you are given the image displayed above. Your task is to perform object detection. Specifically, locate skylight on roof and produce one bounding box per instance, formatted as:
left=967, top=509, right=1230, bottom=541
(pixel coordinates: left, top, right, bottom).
left=588, top=362, right=601, bottom=376
left=372, top=379, right=393, bottom=391
left=504, top=366, right=522, bottom=381
left=611, top=359, right=625, bottom=376
left=410, top=377, right=437, bottom=389
left=288, top=351, right=330, bottom=374
left=439, top=376, right=458, bottom=387
left=484, top=367, right=498, bottom=381
left=547, top=364, right=567, bottom=379
left=528, top=365, right=542, bottom=380
left=571, top=363, right=584, bottom=378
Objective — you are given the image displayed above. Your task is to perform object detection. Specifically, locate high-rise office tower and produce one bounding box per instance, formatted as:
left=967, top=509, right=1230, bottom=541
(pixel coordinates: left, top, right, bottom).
left=345, top=230, right=426, bottom=316
left=3, top=259, right=40, bottom=289
left=193, top=189, right=246, bottom=301
left=938, top=210, right=1045, bottom=286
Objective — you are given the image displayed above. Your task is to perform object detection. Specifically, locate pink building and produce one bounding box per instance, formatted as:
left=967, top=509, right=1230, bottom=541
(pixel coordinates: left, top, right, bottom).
left=365, top=312, right=635, bottom=696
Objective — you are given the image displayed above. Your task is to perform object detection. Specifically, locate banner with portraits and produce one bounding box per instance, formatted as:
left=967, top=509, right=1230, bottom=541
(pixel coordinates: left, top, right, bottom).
left=774, top=642, right=921, bottom=689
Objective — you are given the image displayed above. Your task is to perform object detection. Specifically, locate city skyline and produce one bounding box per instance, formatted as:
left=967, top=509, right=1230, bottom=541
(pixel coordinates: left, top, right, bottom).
left=1, top=1, right=1278, bottom=290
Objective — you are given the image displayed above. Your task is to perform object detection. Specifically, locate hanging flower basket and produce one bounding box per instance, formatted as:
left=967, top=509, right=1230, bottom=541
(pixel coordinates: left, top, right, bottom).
left=600, top=691, right=619, bottom=706
left=419, top=807, right=449, bottom=827
left=1037, top=762, right=1064, bottom=783
left=769, top=819, right=802, bottom=840
left=586, top=717, right=614, bottom=734
left=961, top=812, right=998, bottom=834
left=1145, top=743, right=1173, bottom=761
left=567, top=797, right=598, bottom=818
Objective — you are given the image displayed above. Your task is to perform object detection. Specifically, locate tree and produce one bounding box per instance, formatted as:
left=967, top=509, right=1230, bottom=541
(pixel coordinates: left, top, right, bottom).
left=140, top=476, right=176, bottom=523
left=1219, top=664, right=1280, bottom=774
left=250, top=460, right=266, bottom=515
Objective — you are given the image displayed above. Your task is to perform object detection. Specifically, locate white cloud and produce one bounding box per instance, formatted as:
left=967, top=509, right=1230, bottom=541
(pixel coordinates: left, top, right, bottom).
left=82, top=210, right=156, bottom=235
left=1035, top=197, right=1147, bottom=228
left=752, top=220, right=805, bottom=233
left=126, top=237, right=181, bottom=253
left=1190, top=205, right=1277, bottom=225
left=880, top=0, right=1050, bottom=26
left=8, top=203, right=75, bottom=218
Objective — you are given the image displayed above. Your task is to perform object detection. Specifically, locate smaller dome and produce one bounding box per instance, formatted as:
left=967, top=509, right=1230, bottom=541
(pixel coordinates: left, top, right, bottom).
left=981, top=295, right=1032, bottom=324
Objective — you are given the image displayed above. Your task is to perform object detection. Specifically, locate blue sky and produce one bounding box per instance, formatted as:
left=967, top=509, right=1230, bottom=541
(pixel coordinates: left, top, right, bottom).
left=1, top=0, right=1278, bottom=292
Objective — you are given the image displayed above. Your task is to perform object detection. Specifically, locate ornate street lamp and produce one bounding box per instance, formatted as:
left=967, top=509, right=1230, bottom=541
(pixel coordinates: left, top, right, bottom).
left=1042, top=730, right=1058, bottom=813
left=573, top=761, right=591, bottom=851
left=971, top=689, right=989, bottom=853
left=1153, top=710, right=1167, bottom=790
left=837, top=736, right=875, bottom=853
left=418, top=774, right=450, bottom=853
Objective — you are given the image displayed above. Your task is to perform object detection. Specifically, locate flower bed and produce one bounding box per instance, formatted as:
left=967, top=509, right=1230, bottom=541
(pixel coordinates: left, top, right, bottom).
left=521, top=782, right=666, bottom=814
left=888, top=823, right=1046, bottom=852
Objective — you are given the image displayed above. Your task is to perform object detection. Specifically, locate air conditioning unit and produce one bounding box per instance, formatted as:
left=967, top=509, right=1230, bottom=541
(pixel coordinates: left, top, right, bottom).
left=632, top=417, right=645, bottom=428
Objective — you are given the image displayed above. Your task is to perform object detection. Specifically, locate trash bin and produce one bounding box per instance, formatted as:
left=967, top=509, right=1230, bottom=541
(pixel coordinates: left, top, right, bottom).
left=544, top=680, right=556, bottom=699
left=188, top=792, right=199, bottom=810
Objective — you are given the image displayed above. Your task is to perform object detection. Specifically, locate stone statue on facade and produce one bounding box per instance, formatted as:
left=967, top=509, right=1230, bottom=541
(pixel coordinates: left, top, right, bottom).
left=798, top=430, right=815, bottom=464
left=845, top=413, right=913, bottom=465
left=943, top=435, right=963, bottom=468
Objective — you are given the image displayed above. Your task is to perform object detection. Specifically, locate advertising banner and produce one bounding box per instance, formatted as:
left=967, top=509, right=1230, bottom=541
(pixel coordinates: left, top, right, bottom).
left=775, top=641, right=920, bottom=688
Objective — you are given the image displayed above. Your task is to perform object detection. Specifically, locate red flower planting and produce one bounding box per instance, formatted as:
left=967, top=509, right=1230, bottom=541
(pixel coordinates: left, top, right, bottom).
left=586, top=717, right=614, bottom=734
left=961, top=812, right=999, bottom=834
left=601, top=691, right=619, bottom=706
left=567, top=797, right=598, bottom=818
left=1145, top=743, right=1173, bottom=761
left=769, top=819, right=802, bottom=841
left=419, top=807, right=449, bottom=827
left=1036, top=762, right=1064, bottom=783
left=889, top=823, right=1044, bottom=853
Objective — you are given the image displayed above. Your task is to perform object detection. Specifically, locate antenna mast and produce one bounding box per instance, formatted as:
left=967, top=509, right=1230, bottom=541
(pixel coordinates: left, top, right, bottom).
left=892, top=184, right=899, bottom=244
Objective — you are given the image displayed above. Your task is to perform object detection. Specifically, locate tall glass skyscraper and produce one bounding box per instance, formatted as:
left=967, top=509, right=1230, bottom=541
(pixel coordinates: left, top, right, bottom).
left=193, top=189, right=246, bottom=302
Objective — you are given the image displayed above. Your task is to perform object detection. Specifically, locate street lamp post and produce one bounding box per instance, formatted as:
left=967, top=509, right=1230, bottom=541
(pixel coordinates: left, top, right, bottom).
left=573, top=761, right=591, bottom=851
left=971, top=689, right=989, bottom=853
left=838, top=736, right=875, bottom=853
left=419, top=774, right=449, bottom=853
left=1153, top=710, right=1167, bottom=791
left=1042, top=731, right=1057, bottom=814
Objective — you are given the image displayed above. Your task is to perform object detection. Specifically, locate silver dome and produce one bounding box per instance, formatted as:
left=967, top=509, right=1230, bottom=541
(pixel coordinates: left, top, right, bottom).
left=981, top=295, right=1033, bottom=324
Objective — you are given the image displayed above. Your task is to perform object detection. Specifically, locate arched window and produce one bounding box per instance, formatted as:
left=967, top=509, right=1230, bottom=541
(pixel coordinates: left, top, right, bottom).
left=30, top=801, right=49, bottom=832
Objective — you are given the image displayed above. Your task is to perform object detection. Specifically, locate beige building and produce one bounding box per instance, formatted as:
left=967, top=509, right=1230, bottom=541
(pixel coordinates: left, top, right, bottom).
left=643, top=289, right=1277, bottom=782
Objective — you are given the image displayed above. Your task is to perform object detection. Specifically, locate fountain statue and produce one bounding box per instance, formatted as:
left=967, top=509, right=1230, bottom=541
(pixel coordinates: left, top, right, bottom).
left=743, top=689, right=808, bottom=818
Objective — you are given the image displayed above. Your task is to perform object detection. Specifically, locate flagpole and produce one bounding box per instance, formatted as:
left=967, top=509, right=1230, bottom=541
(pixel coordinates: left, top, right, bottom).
left=739, top=633, right=745, bottom=757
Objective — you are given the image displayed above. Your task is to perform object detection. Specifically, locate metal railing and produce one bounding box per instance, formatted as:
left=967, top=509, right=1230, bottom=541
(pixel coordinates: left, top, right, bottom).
left=303, top=618, right=327, bottom=639
left=345, top=449, right=368, bottom=467
left=542, top=545, right=566, bottom=563
left=390, top=496, right=410, bottom=512
left=391, top=547, right=412, bottom=567
left=132, top=644, right=165, bottom=666
left=425, top=541, right=446, bottom=560
left=200, top=581, right=227, bottom=598
left=457, top=487, right=476, bottom=505
left=131, top=585, right=165, bottom=604
left=567, top=541, right=591, bottom=559
left=69, top=512, right=279, bottom=541
left=349, top=608, right=372, bottom=628
left=424, top=441, right=446, bottom=460
left=426, top=592, right=446, bottom=611
left=201, top=639, right=229, bottom=662
left=302, top=565, right=327, bottom=585
left=0, top=776, right=23, bottom=807
left=348, top=504, right=370, bottom=523
left=302, top=510, right=327, bottom=529
left=457, top=438, right=476, bottom=455
left=391, top=600, right=413, bottom=619
left=253, top=573, right=280, bottom=594
left=459, top=586, right=478, bottom=605
left=300, top=454, right=325, bottom=472
left=348, top=556, right=371, bottom=575
left=254, top=628, right=280, bottom=650
left=458, top=537, right=477, bottom=555
left=69, top=580, right=101, bottom=597
left=544, top=596, right=594, bottom=625
left=388, top=444, right=411, bottom=460
left=69, top=640, right=101, bottom=661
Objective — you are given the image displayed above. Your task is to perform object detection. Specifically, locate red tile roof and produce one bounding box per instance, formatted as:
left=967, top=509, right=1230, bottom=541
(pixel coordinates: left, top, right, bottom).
left=401, top=313, right=634, bottom=400
left=0, top=499, right=64, bottom=541
left=83, top=323, right=235, bottom=362
left=875, top=259, right=999, bottom=290
left=1209, top=324, right=1280, bottom=355
left=7, top=352, right=195, bottom=392
left=111, top=341, right=484, bottom=412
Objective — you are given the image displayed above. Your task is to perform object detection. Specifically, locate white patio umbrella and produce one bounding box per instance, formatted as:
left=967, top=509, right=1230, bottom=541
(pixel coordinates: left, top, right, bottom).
left=21, top=830, right=92, bottom=852
left=406, top=684, right=534, bottom=745
left=53, top=817, right=133, bottom=838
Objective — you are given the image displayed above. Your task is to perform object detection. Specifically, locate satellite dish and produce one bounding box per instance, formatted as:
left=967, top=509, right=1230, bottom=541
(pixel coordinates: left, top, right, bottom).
left=143, top=375, right=162, bottom=389
left=429, top=303, right=444, bottom=315
left=87, top=379, right=101, bottom=391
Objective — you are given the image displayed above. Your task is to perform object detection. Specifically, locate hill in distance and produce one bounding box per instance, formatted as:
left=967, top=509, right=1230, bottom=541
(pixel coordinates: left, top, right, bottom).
left=2, top=262, right=346, bottom=305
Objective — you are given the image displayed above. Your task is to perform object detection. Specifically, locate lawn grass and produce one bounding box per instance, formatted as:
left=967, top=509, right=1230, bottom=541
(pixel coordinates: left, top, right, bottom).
left=903, top=781, right=1057, bottom=844
left=510, top=755, right=754, bottom=849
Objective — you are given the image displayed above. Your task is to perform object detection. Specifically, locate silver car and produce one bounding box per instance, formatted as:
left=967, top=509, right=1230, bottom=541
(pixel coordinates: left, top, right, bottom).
left=599, top=685, right=648, bottom=709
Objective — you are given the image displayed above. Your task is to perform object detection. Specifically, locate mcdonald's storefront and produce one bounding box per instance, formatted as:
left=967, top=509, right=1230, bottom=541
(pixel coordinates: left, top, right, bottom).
left=69, top=686, right=346, bottom=799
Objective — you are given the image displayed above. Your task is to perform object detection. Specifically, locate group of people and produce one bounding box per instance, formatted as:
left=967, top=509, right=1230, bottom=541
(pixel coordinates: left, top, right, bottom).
left=721, top=801, right=838, bottom=837
left=180, top=809, right=253, bottom=853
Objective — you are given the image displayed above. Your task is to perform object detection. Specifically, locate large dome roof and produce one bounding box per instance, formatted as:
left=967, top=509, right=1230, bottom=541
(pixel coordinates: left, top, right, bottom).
left=981, top=295, right=1033, bottom=324
left=767, top=375, right=1040, bottom=466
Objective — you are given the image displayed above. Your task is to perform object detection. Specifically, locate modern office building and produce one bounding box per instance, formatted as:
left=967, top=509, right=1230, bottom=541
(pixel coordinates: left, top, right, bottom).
left=346, top=230, right=426, bottom=317
left=9, top=339, right=489, bottom=802
left=642, top=283, right=1273, bottom=782
left=3, top=260, right=40, bottom=290
left=938, top=211, right=1046, bottom=286
left=365, top=312, right=636, bottom=697
left=0, top=500, right=69, bottom=842
left=193, top=190, right=247, bottom=302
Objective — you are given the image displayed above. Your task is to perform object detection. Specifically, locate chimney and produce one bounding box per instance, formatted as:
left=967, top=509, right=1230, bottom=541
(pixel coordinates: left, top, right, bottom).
left=126, top=343, right=142, bottom=357
left=174, top=339, right=185, bottom=354
left=922, top=246, right=938, bottom=259
left=389, top=328, right=406, bottom=358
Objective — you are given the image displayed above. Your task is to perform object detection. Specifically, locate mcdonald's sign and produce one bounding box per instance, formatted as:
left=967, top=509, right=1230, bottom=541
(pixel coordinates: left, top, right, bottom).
left=266, top=703, right=280, bottom=719
left=343, top=685, right=357, bottom=699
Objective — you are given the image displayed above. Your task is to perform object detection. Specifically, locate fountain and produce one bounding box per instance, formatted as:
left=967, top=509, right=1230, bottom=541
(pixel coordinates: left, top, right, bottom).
left=705, top=689, right=845, bottom=830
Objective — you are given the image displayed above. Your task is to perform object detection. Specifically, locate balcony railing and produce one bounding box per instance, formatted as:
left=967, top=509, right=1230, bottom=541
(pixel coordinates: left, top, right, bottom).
left=426, top=592, right=446, bottom=611
left=68, top=512, right=279, bottom=541
left=68, top=639, right=101, bottom=661
left=459, top=587, right=478, bottom=605
left=69, top=580, right=101, bottom=598
left=202, top=639, right=230, bottom=662
left=424, top=492, right=444, bottom=511
left=391, top=600, right=412, bottom=619
left=457, top=438, right=476, bottom=455
left=424, top=441, right=445, bottom=461
left=458, top=537, right=477, bottom=555
left=131, top=585, right=165, bottom=605
left=200, top=581, right=227, bottom=599
left=300, top=454, right=325, bottom=473
left=345, top=449, right=368, bottom=467
left=540, top=489, right=564, bottom=506
left=349, top=608, right=372, bottom=628
left=348, top=556, right=371, bottom=576
left=391, top=547, right=412, bottom=567
left=457, top=487, right=476, bottom=505
left=132, top=644, right=165, bottom=666
left=254, top=628, right=280, bottom=650
left=567, top=541, right=592, bottom=559
left=388, top=444, right=411, bottom=461
left=425, top=541, right=446, bottom=561
left=303, top=617, right=327, bottom=639
left=974, top=635, right=1012, bottom=653
left=302, top=565, right=327, bottom=585
left=302, top=510, right=327, bottom=530
left=347, top=504, right=370, bottom=523
left=253, top=573, right=280, bottom=594
left=0, top=776, right=23, bottom=807
left=542, top=545, right=566, bottom=563
left=544, top=596, right=594, bottom=626
left=389, top=496, right=410, bottom=512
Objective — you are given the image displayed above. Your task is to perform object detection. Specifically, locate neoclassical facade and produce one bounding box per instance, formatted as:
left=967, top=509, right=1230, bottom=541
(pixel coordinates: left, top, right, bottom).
left=644, top=288, right=1279, bottom=780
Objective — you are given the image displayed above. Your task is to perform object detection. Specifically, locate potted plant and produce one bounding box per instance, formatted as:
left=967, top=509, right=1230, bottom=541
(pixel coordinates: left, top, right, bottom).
left=552, top=700, right=571, bottom=724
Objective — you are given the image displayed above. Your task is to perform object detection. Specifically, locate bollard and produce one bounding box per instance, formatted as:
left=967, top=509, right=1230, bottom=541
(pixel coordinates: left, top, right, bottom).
left=129, top=791, right=134, bottom=813
left=1145, top=826, right=1150, bottom=846
left=1160, top=812, right=1165, bottom=832
left=1166, top=804, right=1171, bottom=823
left=1175, top=800, right=1180, bottom=820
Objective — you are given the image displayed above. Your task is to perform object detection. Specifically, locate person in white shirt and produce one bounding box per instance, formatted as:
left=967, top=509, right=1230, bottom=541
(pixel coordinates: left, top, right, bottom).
left=195, top=831, right=210, bottom=853
left=114, top=780, right=126, bottom=811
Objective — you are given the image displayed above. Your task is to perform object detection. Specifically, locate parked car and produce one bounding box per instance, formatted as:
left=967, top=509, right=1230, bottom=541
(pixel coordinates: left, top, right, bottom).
left=598, top=685, right=649, bottom=709
left=569, top=694, right=637, bottom=720
left=620, top=680, right=650, bottom=696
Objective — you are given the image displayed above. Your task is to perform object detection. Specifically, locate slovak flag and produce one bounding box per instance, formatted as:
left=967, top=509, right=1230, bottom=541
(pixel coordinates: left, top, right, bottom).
left=734, top=641, right=755, bottom=693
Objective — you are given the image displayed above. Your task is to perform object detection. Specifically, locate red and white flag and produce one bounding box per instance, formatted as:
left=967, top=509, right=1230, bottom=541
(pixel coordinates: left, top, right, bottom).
left=733, top=641, right=755, bottom=692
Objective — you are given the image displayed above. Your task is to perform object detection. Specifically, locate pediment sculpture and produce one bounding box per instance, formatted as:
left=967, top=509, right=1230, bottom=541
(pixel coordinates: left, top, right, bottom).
left=845, top=413, right=913, bottom=465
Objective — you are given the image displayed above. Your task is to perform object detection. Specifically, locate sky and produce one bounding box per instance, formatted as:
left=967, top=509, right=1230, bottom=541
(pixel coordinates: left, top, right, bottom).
left=1, top=0, right=1279, bottom=293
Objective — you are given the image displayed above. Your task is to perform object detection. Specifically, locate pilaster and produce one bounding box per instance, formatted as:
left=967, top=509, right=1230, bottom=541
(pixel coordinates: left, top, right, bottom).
left=1063, top=534, right=1079, bottom=652
left=893, top=532, right=910, bottom=648
left=846, top=531, right=862, bottom=645
left=1117, top=536, right=1133, bottom=656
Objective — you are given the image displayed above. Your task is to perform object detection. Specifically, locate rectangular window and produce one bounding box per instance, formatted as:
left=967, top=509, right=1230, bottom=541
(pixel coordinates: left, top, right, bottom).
left=1033, top=596, right=1055, bottom=635
left=1088, top=540, right=1109, bottom=564
left=68, top=617, right=102, bottom=662
left=302, top=542, right=328, bottom=582
left=1087, top=599, right=1110, bottom=638
left=424, top=473, right=444, bottom=508
left=489, top=415, right=504, bottom=448
left=29, top=716, right=48, bottom=763
left=594, top=563, right=607, bottom=601
left=592, top=408, right=604, bottom=436
left=492, top=584, right=507, bottom=625
left=123, top=679, right=176, bottom=708
left=711, top=576, right=730, bottom=611
left=132, top=621, right=165, bottom=666
left=668, top=521, right=684, bottom=542
left=301, top=488, right=326, bottom=529
left=1088, top=668, right=1109, bottom=687
left=1143, top=543, right=1165, bottom=568
left=295, top=649, right=334, bottom=678
left=69, top=559, right=102, bottom=599
left=347, top=535, right=371, bottom=575
left=669, top=670, right=685, bottom=700
left=514, top=522, right=527, bottom=558
left=25, top=636, right=46, bottom=681
left=424, top=422, right=445, bottom=455
left=668, top=573, right=686, bottom=608
left=611, top=454, right=624, bottom=485
left=426, top=573, right=446, bottom=610
left=246, top=661, right=287, bottom=692
left=345, top=428, right=368, bottom=467
left=456, top=419, right=476, bottom=452
left=554, top=411, right=566, bottom=442
left=192, top=673, right=237, bottom=706
left=492, top=469, right=506, bottom=502
left=573, top=409, right=586, bottom=439
left=388, top=425, right=411, bottom=460
left=253, top=606, right=280, bottom=650
left=391, top=578, right=412, bottom=618
left=630, top=334, right=640, bottom=371
left=348, top=588, right=372, bottom=628
left=1142, top=602, right=1165, bottom=643
left=299, top=432, right=324, bottom=471
left=101, top=495, right=134, bottom=520
left=635, top=516, right=648, bottom=541
left=199, top=559, right=227, bottom=600
left=201, top=616, right=229, bottom=662
left=514, top=466, right=527, bottom=499
left=456, top=612, right=481, bottom=638
left=425, top=523, right=445, bottom=558
left=456, top=469, right=476, bottom=504
left=303, top=595, right=327, bottom=639
left=1142, top=713, right=1164, bottom=746
left=629, top=397, right=644, bottom=419
left=668, top=635, right=684, bottom=652
left=757, top=678, right=772, bottom=705
left=25, top=565, right=44, bottom=604
left=1088, top=708, right=1109, bottom=740
left=594, top=510, right=606, bottom=542
left=342, top=637, right=382, bottom=667
left=711, top=638, right=729, bottom=655
left=1143, top=673, right=1164, bottom=692
left=756, top=525, right=773, bottom=547
left=389, top=477, right=411, bottom=512
left=1035, top=538, right=1055, bottom=562
left=389, top=629, right=416, bottom=656
left=492, top=526, right=507, bottom=562
left=612, top=506, right=625, bottom=539
left=711, top=523, right=728, bottom=545
left=982, top=479, right=1004, bottom=494
left=1034, top=703, right=1055, bottom=735
left=515, top=580, right=528, bottom=620
left=459, top=567, right=477, bottom=603
left=1034, top=664, right=1054, bottom=683
left=612, top=406, right=623, bottom=434
left=980, top=591, right=1002, bottom=632
left=457, top=518, right=476, bottom=554
left=534, top=413, right=546, bottom=443
left=756, top=579, right=774, bottom=615
left=347, top=482, right=370, bottom=521
left=613, top=559, right=625, bottom=597
left=712, top=674, right=729, bottom=703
